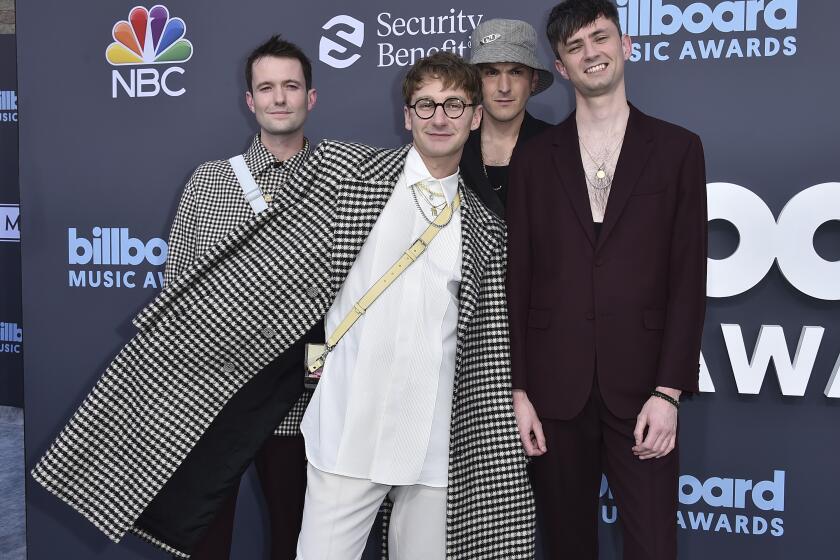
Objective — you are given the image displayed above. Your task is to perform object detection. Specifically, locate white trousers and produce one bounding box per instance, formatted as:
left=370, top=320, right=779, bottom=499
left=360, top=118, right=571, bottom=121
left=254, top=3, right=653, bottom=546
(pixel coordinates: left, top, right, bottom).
left=296, top=464, right=447, bottom=560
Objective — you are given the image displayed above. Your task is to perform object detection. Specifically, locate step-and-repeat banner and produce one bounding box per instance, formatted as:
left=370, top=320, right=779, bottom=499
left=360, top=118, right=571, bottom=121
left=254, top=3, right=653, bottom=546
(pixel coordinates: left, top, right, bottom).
left=18, top=1, right=839, bottom=558
left=0, top=33, right=22, bottom=408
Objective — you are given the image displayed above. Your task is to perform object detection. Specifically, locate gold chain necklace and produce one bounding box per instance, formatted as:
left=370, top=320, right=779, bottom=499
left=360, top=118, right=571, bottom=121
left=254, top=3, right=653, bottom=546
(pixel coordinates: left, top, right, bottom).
left=578, top=135, right=622, bottom=191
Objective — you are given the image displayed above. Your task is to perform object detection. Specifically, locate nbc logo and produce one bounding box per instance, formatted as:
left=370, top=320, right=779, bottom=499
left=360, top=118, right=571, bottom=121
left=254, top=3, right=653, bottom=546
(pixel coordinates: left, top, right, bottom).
left=108, top=5, right=194, bottom=98
left=1, top=204, right=19, bottom=242
left=0, top=322, right=22, bottom=354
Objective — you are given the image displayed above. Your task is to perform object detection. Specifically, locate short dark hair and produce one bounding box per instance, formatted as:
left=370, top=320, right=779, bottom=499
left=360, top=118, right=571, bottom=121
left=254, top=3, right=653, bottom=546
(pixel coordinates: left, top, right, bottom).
left=401, top=52, right=482, bottom=106
left=546, top=0, right=623, bottom=58
left=245, top=35, right=313, bottom=92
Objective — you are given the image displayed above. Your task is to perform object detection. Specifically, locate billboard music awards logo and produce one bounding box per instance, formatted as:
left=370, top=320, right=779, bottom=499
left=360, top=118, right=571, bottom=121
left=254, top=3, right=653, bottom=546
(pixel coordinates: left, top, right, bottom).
left=620, top=0, right=798, bottom=62
left=320, top=9, right=484, bottom=69
left=600, top=470, right=785, bottom=536
left=108, top=5, right=194, bottom=98
left=1, top=205, right=19, bottom=242
left=0, top=322, right=22, bottom=354
left=67, top=227, right=167, bottom=289
left=0, top=90, right=17, bottom=123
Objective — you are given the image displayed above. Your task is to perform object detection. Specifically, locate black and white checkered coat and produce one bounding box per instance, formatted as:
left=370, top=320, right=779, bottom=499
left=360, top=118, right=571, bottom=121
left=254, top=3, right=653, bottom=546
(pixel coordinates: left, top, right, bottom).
left=164, top=134, right=312, bottom=437
left=32, top=141, right=535, bottom=558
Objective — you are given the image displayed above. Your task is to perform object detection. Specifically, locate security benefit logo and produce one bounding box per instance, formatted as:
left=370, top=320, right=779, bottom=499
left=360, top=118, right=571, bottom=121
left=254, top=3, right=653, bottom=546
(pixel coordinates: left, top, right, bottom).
left=107, top=5, right=194, bottom=98
left=320, top=10, right=484, bottom=69
left=600, top=470, right=786, bottom=536
left=1, top=205, right=19, bottom=242
left=0, top=322, right=22, bottom=354
left=0, top=90, right=16, bottom=123
left=620, top=0, right=797, bottom=62
left=67, top=227, right=167, bottom=289
left=320, top=15, right=365, bottom=69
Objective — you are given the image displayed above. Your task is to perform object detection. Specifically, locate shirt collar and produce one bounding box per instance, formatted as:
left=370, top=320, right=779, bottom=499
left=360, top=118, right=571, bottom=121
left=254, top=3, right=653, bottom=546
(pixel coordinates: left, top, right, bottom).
left=404, top=146, right=460, bottom=204
left=244, top=134, right=310, bottom=178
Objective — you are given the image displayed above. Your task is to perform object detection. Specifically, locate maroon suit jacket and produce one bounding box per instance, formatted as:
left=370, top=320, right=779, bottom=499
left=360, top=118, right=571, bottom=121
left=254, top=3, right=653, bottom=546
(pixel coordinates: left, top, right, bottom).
left=506, top=104, right=707, bottom=420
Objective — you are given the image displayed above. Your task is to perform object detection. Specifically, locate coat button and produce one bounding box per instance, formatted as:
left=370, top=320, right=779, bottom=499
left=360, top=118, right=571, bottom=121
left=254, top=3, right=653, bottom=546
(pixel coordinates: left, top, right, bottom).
left=585, top=312, right=595, bottom=320
left=261, top=326, right=276, bottom=338
left=306, top=286, right=319, bottom=297
left=221, top=362, right=235, bottom=373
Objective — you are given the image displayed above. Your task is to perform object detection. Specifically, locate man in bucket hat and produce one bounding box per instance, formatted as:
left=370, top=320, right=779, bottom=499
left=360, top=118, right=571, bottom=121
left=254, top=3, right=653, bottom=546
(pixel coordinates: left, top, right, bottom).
left=460, top=18, right=554, bottom=216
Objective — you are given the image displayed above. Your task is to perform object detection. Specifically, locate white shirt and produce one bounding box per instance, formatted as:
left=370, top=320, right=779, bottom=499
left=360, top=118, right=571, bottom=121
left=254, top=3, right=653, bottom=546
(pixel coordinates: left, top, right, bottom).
left=301, top=147, right=462, bottom=487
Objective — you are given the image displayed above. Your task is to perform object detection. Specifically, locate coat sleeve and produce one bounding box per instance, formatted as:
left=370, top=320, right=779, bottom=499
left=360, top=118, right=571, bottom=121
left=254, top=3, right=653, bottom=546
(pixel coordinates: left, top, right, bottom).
left=134, top=142, right=337, bottom=331
left=505, top=151, right=532, bottom=392
left=655, top=134, right=707, bottom=393
left=163, top=174, right=199, bottom=288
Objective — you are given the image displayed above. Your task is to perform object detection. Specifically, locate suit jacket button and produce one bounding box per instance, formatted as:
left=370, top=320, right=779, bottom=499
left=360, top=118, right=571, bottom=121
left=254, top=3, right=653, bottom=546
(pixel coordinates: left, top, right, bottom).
left=585, top=312, right=595, bottom=320
left=306, top=286, right=319, bottom=297
left=261, top=327, right=276, bottom=338
left=221, top=362, right=235, bottom=373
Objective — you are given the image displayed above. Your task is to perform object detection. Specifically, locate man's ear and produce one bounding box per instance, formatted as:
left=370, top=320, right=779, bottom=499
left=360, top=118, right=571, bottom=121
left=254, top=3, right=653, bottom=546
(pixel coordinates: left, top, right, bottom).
left=404, top=105, right=412, bottom=132
left=622, top=34, right=633, bottom=60
left=554, top=58, right=570, bottom=81
left=470, top=105, right=483, bottom=131
left=245, top=91, right=255, bottom=114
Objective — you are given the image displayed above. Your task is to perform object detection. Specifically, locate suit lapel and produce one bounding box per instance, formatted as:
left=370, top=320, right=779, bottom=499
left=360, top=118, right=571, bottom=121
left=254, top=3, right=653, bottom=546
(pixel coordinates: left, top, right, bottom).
left=329, top=145, right=410, bottom=294
left=455, top=181, right=499, bottom=368
left=552, top=115, right=597, bottom=247
left=597, top=105, right=654, bottom=249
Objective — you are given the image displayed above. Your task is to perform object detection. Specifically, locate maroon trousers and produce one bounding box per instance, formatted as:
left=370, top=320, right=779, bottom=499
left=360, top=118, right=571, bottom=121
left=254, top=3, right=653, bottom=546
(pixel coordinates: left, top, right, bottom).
left=530, top=380, right=679, bottom=560
left=187, top=435, right=307, bottom=560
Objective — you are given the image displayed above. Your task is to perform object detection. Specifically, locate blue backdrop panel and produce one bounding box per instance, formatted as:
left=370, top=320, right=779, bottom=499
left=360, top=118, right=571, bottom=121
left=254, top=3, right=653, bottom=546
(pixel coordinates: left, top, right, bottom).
left=0, top=32, right=22, bottom=408
left=17, top=1, right=840, bottom=559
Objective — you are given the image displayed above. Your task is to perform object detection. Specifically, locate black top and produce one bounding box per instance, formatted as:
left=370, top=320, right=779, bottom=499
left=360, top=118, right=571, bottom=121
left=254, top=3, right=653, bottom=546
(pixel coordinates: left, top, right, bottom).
left=459, top=111, right=553, bottom=218
left=483, top=164, right=510, bottom=205
left=593, top=221, right=603, bottom=240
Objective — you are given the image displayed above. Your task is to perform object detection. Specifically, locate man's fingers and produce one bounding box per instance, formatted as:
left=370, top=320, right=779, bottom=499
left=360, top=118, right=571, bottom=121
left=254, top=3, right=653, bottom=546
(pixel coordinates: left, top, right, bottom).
left=633, top=414, right=646, bottom=447
left=519, top=427, right=536, bottom=456
left=533, top=420, right=547, bottom=453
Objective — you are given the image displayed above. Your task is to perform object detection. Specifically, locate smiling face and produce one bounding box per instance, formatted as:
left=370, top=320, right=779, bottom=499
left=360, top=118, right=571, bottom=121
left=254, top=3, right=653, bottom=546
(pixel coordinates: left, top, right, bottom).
left=245, top=55, right=316, bottom=139
left=554, top=16, right=631, bottom=100
left=478, top=62, right=538, bottom=124
left=404, top=78, right=482, bottom=176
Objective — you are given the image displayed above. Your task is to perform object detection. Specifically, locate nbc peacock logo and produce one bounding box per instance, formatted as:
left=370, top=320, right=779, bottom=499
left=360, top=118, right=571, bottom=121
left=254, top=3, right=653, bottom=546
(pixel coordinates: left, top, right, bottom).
left=108, top=5, right=194, bottom=99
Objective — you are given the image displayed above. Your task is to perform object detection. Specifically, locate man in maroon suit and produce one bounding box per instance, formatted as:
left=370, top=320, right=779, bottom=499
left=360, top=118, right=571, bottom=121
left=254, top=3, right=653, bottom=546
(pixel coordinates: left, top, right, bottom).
left=506, top=1, right=707, bottom=558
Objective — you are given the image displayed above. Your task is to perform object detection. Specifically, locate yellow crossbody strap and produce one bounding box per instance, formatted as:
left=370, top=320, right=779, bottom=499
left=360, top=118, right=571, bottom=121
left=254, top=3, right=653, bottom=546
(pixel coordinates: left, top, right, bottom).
left=307, top=192, right=461, bottom=373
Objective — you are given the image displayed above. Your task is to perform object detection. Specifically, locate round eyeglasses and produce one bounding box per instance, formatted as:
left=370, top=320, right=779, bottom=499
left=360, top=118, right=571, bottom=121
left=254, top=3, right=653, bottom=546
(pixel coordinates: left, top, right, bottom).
left=408, top=97, right=476, bottom=119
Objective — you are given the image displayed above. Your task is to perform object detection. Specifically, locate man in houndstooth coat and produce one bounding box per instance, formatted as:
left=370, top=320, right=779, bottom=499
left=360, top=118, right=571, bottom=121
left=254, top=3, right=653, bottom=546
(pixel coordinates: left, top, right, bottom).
left=32, top=52, right=534, bottom=559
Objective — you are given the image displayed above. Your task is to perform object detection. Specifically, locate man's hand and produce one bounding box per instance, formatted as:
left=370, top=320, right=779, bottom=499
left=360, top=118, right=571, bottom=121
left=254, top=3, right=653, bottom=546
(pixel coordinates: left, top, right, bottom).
left=632, top=386, right=681, bottom=460
left=513, top=389, right=547, bottom=456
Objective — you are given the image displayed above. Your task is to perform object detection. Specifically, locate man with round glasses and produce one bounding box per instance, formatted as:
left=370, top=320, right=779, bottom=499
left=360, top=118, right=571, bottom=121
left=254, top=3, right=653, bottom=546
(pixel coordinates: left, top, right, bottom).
left=460, top=18, right=554, bottom=216
left=293, top=50, right=532, bottom=560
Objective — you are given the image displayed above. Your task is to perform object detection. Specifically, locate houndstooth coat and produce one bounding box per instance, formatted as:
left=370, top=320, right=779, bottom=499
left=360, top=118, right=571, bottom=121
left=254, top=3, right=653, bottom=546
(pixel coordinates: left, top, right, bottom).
left=31, top=141, right=535, bottom=559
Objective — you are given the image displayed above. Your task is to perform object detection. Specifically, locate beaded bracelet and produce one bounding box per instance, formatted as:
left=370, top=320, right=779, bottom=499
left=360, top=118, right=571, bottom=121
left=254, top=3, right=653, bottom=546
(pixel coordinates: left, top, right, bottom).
left=651, top=390, right=680, bottom=410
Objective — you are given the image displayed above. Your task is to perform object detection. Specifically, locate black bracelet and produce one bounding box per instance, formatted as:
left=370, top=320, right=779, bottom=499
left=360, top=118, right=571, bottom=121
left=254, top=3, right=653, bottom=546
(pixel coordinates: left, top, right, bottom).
left=651, top=390, right=680, bottom=410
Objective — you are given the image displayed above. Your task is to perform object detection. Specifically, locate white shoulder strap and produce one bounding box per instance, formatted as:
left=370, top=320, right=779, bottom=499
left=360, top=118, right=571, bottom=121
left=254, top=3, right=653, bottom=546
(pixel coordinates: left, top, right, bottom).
left=228, top=155, right=268, bottom=215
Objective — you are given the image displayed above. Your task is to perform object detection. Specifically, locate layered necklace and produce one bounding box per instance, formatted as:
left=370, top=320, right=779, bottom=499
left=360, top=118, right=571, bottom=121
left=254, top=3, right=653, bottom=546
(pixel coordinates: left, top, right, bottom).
left=480, top=148, right=512, bottom=192
left=409, top=180, right=453, bottom=227
left=578, top=118, right=627, bottom=221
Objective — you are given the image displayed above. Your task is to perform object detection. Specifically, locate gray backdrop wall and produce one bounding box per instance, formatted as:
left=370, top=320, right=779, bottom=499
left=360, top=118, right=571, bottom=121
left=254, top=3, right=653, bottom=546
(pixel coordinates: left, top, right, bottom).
left=18, top=1, right=840, bottom=559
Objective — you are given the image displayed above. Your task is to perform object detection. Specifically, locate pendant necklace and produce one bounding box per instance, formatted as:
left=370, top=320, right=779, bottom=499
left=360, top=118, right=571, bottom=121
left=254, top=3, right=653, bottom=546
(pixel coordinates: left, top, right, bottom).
left=481, top=147, right=511, bottom=192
